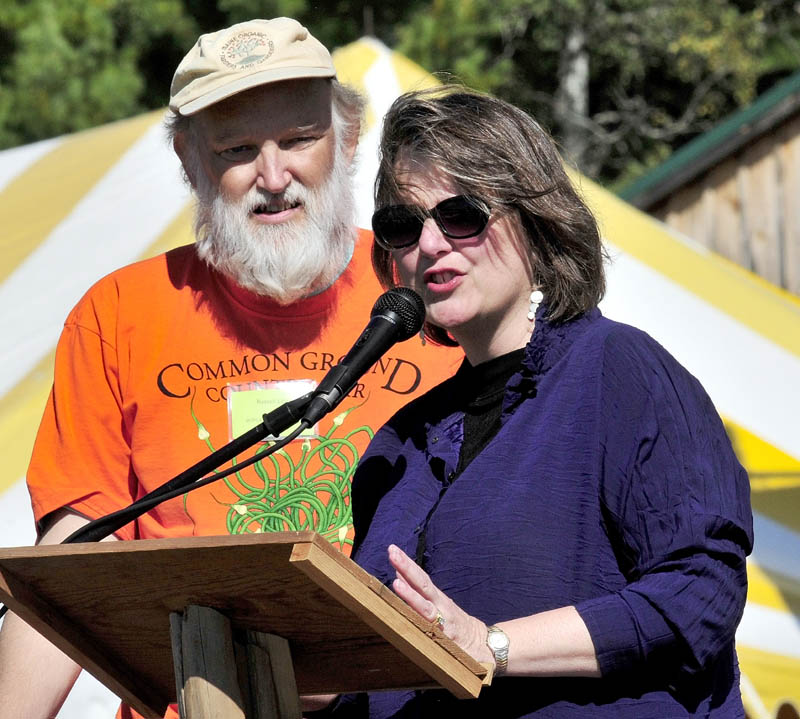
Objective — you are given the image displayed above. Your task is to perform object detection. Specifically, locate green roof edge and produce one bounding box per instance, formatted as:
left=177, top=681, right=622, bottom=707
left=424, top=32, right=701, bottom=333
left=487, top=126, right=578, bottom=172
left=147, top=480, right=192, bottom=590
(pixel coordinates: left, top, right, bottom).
left=618, top=70, right=800, bottom=205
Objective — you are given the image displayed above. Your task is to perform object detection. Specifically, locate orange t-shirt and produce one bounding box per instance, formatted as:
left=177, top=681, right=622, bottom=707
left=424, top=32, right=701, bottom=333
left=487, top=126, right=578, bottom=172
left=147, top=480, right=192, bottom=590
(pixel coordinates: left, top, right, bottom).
left=27, top=233, right=462, bottom=719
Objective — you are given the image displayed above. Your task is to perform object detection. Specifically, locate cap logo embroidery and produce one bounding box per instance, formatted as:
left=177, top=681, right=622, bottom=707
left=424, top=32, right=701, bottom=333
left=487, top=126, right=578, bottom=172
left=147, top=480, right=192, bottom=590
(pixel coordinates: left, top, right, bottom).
left=220, top=32, right=274, bottom=69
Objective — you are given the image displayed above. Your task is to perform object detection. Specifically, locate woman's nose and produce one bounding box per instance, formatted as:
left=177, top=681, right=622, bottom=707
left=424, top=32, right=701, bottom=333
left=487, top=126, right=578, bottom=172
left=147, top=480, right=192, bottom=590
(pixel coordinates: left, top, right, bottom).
left=416, top=218, right=451, bottom=256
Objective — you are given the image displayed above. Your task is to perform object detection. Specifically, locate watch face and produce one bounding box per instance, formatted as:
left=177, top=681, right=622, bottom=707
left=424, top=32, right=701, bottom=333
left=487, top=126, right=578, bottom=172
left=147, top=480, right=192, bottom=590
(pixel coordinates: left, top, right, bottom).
left=488, top=630, right=508, bottom=650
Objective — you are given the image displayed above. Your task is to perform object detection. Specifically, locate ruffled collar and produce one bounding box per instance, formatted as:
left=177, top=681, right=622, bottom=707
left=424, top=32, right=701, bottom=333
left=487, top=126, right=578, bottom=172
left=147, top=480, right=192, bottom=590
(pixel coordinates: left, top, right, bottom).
left=503, top=304, right=601, bottom=413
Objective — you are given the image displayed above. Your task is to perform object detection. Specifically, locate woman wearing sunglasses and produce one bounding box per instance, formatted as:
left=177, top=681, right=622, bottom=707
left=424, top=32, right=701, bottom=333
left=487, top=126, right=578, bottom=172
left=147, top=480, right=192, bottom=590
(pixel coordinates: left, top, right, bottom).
left=334, top=87, right=751, bottom=718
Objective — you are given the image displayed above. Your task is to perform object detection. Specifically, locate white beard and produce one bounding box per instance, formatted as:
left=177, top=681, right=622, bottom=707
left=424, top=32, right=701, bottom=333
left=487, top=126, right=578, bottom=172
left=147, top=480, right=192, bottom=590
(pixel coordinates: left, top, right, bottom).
left=193, top=147, right=356, bottom=305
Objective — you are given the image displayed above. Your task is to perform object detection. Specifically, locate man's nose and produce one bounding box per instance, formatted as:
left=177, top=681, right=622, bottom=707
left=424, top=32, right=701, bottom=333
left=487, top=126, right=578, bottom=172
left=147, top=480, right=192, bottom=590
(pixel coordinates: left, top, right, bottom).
left=254, top=145, right=291, bottom=194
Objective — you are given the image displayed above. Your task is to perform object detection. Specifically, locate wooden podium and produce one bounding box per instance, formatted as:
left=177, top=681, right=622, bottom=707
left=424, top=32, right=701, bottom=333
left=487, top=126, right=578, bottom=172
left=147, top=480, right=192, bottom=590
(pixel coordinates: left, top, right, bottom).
left=0, top=532, right=489, bottom=718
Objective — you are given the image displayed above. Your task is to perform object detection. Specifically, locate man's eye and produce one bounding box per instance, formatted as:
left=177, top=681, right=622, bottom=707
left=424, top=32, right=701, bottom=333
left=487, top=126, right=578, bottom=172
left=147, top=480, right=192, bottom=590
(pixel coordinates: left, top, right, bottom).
left=219, top=145, right=256, bottom=160
left=286, top=136, right=316, bottom=147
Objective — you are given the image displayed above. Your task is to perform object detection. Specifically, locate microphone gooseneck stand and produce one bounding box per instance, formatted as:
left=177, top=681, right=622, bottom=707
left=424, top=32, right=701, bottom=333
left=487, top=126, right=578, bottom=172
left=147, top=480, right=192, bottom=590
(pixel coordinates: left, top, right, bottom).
left=63, top=392, right=315, bottom=544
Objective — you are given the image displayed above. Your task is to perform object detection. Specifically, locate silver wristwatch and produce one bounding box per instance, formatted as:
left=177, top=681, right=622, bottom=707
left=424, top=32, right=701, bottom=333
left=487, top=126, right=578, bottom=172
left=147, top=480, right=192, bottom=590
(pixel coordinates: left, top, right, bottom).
left=486, top=625, right=510, bottom=676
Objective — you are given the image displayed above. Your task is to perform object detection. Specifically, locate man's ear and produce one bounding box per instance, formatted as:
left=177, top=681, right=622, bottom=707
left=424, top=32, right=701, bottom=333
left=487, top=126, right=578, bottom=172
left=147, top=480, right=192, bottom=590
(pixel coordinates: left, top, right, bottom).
left=173, top=132, right=197, bottom=189
left=341, top=120, right=361, bottom=166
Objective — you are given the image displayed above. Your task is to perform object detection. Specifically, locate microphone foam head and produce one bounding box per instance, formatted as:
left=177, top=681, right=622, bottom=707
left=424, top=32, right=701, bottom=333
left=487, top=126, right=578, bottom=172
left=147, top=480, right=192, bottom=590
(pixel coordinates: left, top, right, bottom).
left=372, top=287, right=426, bottom=340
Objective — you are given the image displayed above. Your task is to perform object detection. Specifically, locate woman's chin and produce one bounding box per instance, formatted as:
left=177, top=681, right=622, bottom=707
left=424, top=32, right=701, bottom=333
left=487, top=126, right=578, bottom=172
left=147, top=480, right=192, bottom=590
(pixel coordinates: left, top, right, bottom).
left=427, top=312, right=472, bottom=337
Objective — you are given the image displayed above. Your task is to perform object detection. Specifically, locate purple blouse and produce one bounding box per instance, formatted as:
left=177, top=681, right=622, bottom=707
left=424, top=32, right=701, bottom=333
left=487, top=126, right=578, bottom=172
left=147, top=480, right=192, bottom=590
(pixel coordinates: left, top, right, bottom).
left=342, top=308, right=752, bottom=718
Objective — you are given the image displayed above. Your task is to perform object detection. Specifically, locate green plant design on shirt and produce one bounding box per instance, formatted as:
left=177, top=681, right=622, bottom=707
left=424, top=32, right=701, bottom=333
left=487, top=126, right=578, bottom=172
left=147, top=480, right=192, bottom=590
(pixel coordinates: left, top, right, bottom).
left=188, top=395, right=372, bottom=550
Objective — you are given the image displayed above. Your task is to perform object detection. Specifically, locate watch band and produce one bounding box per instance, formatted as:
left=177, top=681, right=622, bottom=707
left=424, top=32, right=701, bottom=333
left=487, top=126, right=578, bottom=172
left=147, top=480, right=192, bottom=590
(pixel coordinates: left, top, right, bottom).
left=486, top=624, right=510, bottom=676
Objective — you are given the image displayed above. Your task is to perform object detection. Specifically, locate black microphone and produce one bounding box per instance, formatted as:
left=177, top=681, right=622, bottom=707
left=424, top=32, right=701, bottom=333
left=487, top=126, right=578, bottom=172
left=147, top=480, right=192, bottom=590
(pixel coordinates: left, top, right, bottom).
left=302, top=287, right=426, bottom=425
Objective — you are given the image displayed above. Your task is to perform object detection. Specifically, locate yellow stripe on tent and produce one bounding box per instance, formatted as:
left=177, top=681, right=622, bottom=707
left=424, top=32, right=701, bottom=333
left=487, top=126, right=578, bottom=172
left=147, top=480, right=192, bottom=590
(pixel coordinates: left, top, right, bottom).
left=0, top=111, right=164, bottom=285
left=738, top=646, right=800, bottom=719
left=0, top=353, right=54, bottom=494
left=727, top=421, right=800, bottom=534
left=141, top=202, right=195, bottom=260
left=746, top=560, right=798, bottom=612
left=333, top=42, right=380, bottom=131
left=389, top=51, right=440, bottom=92
left=730, top=423, right=800, bottom=491
left=333, top=41, right=380, bottom=91
left=573, top=173, right=800, bottom=360
left=332, top=40, right=439, bottom=137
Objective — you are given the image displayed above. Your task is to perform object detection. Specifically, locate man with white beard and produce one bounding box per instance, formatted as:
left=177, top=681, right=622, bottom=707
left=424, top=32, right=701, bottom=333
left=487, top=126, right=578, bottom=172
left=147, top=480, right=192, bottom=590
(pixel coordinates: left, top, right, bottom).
left=0, top=18, right=461, bottom=719
left=181, top=73, right=359, bottom=305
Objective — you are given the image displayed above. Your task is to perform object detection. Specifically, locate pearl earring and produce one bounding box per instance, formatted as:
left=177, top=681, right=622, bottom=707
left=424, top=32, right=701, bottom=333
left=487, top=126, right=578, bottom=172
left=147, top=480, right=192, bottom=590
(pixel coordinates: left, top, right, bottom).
left=528, top=289, right=543, bottom=321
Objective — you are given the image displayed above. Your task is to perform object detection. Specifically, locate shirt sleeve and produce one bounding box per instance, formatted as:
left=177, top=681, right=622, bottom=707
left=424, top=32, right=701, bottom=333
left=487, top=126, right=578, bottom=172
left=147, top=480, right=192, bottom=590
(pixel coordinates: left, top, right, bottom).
left=575, top=326, right=753, bottom=678
left=26, top=279, right=138, bottom=539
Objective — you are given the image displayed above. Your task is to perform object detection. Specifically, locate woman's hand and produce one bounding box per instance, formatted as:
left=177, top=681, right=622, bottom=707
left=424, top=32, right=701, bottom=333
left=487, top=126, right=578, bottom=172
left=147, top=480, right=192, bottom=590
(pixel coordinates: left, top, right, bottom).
left=386, top=544, right=601, bottom=678
left=387, top=544, right=495, bottom=666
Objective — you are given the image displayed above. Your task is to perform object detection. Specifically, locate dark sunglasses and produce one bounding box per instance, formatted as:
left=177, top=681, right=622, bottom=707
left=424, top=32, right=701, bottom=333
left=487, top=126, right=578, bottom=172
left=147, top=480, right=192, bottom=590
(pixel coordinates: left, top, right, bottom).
left=372, top=195, right=491, bottom=250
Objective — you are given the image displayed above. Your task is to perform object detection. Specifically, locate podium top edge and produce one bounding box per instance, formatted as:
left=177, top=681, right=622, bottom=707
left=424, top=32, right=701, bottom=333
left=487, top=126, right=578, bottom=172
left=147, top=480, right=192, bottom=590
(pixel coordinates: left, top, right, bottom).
left=0, top=530, right=325, bottom=557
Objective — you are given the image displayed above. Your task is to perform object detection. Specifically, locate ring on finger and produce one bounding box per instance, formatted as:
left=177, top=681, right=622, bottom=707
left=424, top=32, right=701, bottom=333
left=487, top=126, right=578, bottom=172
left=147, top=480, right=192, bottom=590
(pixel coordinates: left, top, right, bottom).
left=433, top=609, right=445, bottom=630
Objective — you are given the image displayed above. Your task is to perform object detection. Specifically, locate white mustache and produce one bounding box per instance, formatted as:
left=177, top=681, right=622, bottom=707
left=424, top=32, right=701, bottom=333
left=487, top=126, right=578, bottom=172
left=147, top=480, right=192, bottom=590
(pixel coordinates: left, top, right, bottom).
left=244, top=185, right=307, bottom=214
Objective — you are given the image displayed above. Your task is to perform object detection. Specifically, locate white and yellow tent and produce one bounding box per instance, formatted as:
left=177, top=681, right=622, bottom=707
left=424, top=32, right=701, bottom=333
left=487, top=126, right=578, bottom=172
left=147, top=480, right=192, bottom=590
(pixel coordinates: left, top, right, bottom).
left=1, top=38, right=798, bottom=718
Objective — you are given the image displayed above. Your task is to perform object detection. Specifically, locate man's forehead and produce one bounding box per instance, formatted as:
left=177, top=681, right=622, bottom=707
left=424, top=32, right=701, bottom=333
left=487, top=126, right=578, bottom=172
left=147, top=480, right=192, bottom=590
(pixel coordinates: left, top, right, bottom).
left=199, top=78, right=333, bottom=136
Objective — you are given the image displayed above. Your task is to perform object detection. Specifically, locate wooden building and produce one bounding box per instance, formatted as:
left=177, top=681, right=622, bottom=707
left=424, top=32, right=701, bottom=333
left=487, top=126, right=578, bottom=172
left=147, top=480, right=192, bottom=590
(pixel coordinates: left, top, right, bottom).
left=619, top=71, right=800, bottom=296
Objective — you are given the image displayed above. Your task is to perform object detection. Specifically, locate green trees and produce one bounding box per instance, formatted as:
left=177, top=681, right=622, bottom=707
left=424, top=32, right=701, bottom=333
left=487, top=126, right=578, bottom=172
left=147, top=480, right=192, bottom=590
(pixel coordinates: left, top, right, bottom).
left=396, top=0, right=797, bottom=184
left=1, top=0, right=798, bottom=185
left=0, top=0, right=195, bottom=148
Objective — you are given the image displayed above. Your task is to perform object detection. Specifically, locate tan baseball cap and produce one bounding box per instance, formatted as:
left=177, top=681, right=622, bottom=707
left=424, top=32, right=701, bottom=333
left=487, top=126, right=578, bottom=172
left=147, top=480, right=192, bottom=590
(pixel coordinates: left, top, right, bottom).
left=169, top=17, right=336, bottom=116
